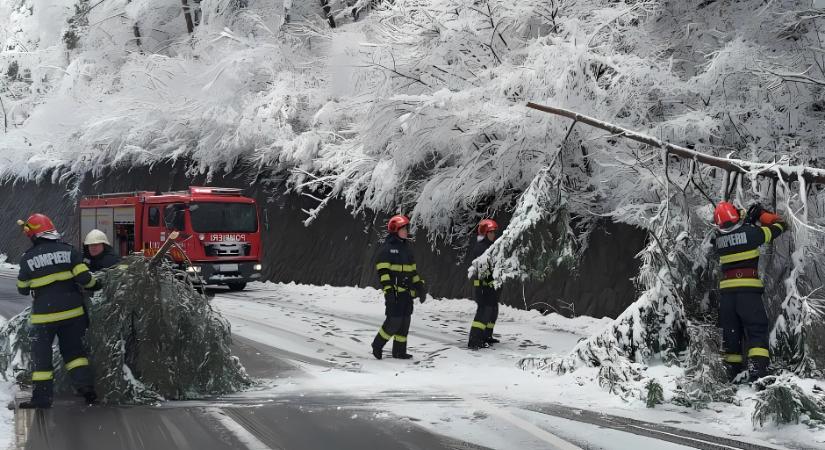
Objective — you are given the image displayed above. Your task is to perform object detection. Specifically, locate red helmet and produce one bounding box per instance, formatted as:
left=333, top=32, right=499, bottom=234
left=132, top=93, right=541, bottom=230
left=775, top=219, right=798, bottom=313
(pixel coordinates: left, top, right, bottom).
left=387, top=214, right=410, bottom=234
left=714, top=201, right=740, bottom=228
left=478, top=219, right=499, bottom=235
left=19, top=213, right=56, bottom=238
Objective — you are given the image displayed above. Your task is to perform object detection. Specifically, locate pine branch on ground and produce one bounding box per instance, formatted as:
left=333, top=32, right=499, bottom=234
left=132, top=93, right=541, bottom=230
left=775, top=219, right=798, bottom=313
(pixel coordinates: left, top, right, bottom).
left=672, top=324, right=736, bottom=410
left=752, top=374, right=825, bottom=428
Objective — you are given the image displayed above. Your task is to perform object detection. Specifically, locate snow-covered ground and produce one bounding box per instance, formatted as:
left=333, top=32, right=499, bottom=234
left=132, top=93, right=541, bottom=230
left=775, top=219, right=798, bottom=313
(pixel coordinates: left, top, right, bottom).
left=0, top=257, right=16, bottom=450
left=212, top=282, right=825, bottom=450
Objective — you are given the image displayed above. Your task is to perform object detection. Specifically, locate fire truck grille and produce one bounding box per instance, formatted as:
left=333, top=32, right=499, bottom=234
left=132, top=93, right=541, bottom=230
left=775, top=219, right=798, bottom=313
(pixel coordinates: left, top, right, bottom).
left=204, top=243, right=252, bottom=256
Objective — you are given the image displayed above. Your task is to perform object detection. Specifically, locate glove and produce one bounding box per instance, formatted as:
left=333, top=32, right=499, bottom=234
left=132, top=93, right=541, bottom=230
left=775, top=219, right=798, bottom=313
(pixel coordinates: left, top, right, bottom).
left=418, top=285, right=427, bottom=303
left=759, top=211, right=782, bottom=225
left=87, top=278, right=104, bottom=292
left=745, top=203, right=764, bottom=225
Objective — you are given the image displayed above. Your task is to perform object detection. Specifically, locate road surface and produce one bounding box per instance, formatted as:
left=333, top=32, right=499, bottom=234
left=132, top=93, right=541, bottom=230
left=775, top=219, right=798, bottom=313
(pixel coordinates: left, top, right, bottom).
left=0, top=271, right=796, bottom=450
left=0, top=272, right=487, bottom=450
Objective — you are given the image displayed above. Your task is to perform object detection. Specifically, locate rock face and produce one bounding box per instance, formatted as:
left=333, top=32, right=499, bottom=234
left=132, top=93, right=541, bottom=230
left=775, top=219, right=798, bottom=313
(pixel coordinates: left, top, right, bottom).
left=0, top=256, right=250, bottom=404
left=0, top=163, right=645, bottom=318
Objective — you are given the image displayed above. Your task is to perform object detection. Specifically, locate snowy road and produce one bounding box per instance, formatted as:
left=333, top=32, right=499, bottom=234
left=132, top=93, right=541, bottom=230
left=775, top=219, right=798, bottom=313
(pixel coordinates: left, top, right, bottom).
left=0, top=274, right=812, bottom=449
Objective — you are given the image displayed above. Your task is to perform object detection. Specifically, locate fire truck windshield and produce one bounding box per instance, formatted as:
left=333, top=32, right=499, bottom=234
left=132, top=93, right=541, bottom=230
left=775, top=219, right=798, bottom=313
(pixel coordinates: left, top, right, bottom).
left=189, top=202, right=258, bottom=233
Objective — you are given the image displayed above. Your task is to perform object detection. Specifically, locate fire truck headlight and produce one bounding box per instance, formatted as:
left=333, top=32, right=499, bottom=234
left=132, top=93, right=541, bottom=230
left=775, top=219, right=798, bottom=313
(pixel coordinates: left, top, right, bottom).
left=254, top=264, right=262, bottom=271
left=186, top=266, right=202, bottom=273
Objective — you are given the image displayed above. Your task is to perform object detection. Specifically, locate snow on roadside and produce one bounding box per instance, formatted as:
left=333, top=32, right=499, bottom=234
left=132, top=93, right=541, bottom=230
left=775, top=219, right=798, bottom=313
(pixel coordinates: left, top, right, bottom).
left=0, top=255, right=16, bottom=272
left=0, top=313, right=14, bottom=450
left=212, top=282, right=825, bottom=450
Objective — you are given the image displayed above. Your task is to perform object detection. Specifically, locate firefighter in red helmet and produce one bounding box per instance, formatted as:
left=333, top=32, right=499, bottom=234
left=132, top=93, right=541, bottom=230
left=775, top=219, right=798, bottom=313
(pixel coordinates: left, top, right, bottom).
left=15, top=214, right=100, bottom=408
left=713, top=201, right=786, bottom=383
left=371, top=215, right=427, bottom=359
left=468, top=219, right=500, bottom=350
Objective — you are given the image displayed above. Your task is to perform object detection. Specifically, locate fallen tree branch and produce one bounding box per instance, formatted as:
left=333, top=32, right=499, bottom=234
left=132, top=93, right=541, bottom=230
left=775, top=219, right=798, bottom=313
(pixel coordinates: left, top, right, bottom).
left=526, top=102, right=825, bottom=185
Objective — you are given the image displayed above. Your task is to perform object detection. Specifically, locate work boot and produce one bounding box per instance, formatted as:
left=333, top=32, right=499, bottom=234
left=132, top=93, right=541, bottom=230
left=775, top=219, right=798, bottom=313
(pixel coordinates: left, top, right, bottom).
left=79, top=387, right=97, bottom=405
left=748, top=357, right=771, bottom=382
left=468, top=340, right=483, bottom=350
left=724, top=362, right=743, bottom=383
left=18, top=398, right=51, bottom=409
left=752, top=375, right=778, bottom=392
left=371, top=346, right=383, bottom=360
left=393, top=353, right=413, bottom=359
left=485, top=337, right=500, bottom=344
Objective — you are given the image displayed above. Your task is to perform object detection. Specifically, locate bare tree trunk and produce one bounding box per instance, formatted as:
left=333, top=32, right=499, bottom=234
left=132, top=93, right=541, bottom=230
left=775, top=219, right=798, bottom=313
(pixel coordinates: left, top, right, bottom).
left=0, top=96, right=7, bottom=133
left=133, top=23, right=143, bottom=52
left=181, top=0, right=195, bottom=33
left=526, top=102, right=825, bottom=185
left=321, top=0, right=336, bottom=28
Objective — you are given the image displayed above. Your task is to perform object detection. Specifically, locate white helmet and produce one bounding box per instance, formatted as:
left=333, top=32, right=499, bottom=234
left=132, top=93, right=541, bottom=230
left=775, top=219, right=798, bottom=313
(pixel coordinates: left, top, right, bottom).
left=84, top=229, right=111, bottom=246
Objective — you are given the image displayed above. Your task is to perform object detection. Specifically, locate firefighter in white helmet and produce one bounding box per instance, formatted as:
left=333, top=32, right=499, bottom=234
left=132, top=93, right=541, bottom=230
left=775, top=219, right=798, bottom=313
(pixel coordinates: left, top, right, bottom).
left=83, top=229, right=121, bottom=271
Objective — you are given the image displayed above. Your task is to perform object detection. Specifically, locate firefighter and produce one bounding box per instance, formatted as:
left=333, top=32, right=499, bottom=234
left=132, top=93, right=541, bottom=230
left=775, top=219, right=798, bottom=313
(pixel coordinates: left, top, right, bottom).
left=713, top=201, right=786, bottom=382
left=83, top=229, right=121, bottom=271
left=468, top=219, right=500, bottom=350
left=371, top=215, right=427, bottom=360
left=15, top=214, right=101, bottom=409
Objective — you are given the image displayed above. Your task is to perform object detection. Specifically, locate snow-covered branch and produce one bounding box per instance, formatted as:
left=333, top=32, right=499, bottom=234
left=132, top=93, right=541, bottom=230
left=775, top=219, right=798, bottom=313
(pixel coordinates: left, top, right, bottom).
left=526, top=102, right=825, bottom=186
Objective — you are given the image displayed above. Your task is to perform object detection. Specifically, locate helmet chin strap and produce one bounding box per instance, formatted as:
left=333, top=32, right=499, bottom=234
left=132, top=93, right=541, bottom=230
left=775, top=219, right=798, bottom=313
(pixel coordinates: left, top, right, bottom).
left=35, top=230, right=61, bottom=240
left=718, top=221, right=743, bottom=233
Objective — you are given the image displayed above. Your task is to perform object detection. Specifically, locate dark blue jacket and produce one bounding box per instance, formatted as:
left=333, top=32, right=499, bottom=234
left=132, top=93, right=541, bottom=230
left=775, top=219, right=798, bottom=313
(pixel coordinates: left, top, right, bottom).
left=17, top=239, right=98, bottom=324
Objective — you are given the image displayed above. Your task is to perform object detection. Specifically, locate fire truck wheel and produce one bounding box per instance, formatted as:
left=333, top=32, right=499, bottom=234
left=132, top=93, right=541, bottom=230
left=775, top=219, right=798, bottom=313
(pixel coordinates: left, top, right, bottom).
left=226, top=282, right=247, bottom=292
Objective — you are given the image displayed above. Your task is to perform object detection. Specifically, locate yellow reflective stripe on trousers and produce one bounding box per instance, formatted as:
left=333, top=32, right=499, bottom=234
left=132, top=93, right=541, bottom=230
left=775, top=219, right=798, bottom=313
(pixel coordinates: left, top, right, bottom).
left=65, top=357, right=90, bottom=371
left=748, top=347, right=770, bottom=358
left=32, top=371, right=53, bottom=381
left=473, top=280, right=480, bottom=287
left=487, top=322, right=495, bottom=328
left=720, top=278, right=764, bottom=289
left=72, top=263, right=90, bottom=276
left=774, top=223, right=785, bottom=232
left=17, top=279, right=30, bottom=289
left=394, top=335, right=407, bottom=343
left=30, top=306, right=85, bottom=324
left=380, top=274, right=391, bottom=282
left=378, top=328, right=392, bottom=340
left=761, top=227, right=773, bottom=244
left=412, top=275, right=421, bottom=284
left=375, top=262, right=416, bottom=272
left=723, top=353, right=743, bottom=363
left=383, top=285, right=393, bottom=292
left=471, top=321, right=487, bottom=330
left=28, top=271, right=75, bottom=288
left=719, top=249, right=760, bottom=264
left=83, top=278, right=97, bottom=289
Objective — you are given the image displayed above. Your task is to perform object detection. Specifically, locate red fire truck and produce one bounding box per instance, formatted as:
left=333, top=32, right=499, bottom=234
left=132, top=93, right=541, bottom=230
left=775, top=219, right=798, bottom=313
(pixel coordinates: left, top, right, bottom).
left=78, top=187, right=263, bottom=291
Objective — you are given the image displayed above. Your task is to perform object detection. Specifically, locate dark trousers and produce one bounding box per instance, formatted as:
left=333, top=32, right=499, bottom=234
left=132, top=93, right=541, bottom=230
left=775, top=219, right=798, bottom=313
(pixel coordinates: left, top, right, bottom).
left=469, top=302, right=498, bottom=346
left=30, top=316, right=94, bottom=403
left=372, top=315, right=412, bottom=356
left=719, top=290, right=770, bottom=379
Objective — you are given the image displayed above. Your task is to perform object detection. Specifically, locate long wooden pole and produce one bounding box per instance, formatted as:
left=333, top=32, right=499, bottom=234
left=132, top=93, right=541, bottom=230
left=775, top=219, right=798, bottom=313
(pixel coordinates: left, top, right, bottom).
left=526, top=102, right=825, bottom=185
